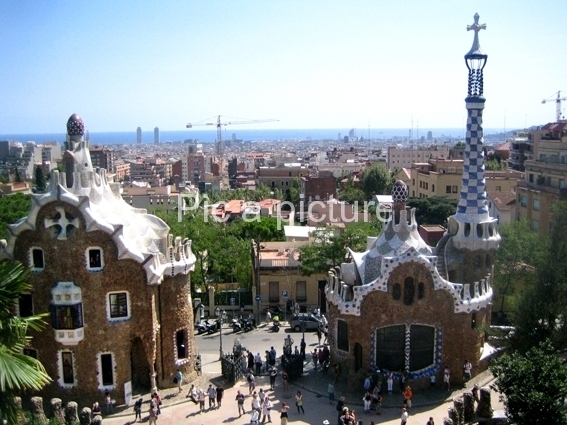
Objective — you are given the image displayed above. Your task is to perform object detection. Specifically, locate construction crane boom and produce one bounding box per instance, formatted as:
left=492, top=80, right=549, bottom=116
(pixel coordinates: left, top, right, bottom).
left=542, top=91, right=567, bottom=122
left=186, top=115, right=279, bottom=156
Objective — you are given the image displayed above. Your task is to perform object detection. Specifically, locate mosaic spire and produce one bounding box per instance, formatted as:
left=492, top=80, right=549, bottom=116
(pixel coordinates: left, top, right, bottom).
left=455, top=13, right=489, bottom=224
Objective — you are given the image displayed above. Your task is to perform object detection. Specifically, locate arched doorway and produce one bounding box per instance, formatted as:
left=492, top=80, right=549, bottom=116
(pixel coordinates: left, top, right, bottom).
left=131, top=337, right=151, bottom=391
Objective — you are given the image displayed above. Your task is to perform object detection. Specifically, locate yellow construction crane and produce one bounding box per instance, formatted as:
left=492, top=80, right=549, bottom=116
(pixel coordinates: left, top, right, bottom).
left=186, top=115, right=278, bottom=156
left=542, top=91, right=567, bottom=122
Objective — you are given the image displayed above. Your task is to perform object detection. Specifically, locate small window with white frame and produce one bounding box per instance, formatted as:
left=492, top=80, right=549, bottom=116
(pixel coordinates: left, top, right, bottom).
left=58, top=350, right=76, bottom=388
left=86, top=247, right=104, bottom=271
left=107, top=292, right=130, bottom=321
left=29, top=247, right=44, bottom=271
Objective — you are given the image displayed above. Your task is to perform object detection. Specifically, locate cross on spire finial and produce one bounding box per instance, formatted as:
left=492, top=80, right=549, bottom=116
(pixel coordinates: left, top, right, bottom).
left=466, top=13, right=486, bottom=56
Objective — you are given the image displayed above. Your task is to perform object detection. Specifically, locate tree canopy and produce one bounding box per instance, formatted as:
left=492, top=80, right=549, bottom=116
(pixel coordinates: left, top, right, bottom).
left=0, top=261, right=52, bottom=423
left=490, top=340, right=567, bottom=425
left=0, top=194, right=31, bottom=240
left=406, top=196, right=458, bottom=226
left=299, top=219, right=381, bottom=276
left=492, top=219, right=540, bottom=320
left=360, top=163, right=395, bottom=200
left=510, top=201, right=567, bottom=352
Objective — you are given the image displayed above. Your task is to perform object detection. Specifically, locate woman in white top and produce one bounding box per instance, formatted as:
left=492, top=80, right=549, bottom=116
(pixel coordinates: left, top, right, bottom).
left=261, top=397, right=273, bottom=423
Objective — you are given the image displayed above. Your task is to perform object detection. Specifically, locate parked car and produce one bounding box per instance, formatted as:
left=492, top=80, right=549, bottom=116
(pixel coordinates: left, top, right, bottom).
left=289, top=314, right=322, bottom=332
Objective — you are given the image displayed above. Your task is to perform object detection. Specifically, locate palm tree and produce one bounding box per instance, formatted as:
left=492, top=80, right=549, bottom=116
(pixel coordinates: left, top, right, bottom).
left=0, top=261, right=52, bottom=423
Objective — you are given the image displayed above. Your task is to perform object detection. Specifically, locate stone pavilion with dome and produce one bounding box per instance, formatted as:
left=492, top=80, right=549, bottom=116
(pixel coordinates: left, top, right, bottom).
left=325, top=14, right=500, bottom=391
left=0, top=114, right=198, bottom=404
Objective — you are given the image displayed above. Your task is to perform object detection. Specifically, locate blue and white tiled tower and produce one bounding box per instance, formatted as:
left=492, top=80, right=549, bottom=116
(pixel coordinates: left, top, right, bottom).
left=442, top=13, right=500, bottom=283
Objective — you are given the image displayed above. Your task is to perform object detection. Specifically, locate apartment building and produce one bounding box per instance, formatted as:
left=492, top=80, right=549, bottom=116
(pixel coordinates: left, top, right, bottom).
left=507, top=131, right=532, bottom=172
left=409, top=158, right=521, bottom=199
left=257, top=164, right=309, bottom=193
left=387, top=145, right=451, bottom=170
left=517, top=122, right=567, bottom=232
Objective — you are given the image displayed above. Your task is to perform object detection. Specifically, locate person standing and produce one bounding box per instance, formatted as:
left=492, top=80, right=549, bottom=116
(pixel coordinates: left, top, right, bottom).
left=328, top=382, right=335, bottom=404
left=427, top=417, right=435, bottom=425
left=316, top=326, right=322, bottom=346
left=251, top=391, right=261, bottom=414
left=295, top=391, right=305, bottom=414
left=269, top=347, right=277, bottom=367
left=255, top=352, right=263, bottom=375
left=335, top=398, right=345, bottom=425
left=261, top=396, right=273, bottom=423
left=197, top=388, right=206, bottom=414
left=444, top=365, right=451, bottom=391
left=207, top=384, right=216, bottom=409
left=463, top=359, right=472, bottom=382
left=400, top=407, right=409, bottom=425
left=280, top=402, right=289, bottom=425
left=269, top=366, right=278, bottom=390
left=363, top=391, right=372, bottom=413
left=175, top=369, right=182, bottom=394
left=281, top=370, right=289, bottom=392
left=259, top=388, right=266, bottom=404
left=387, top=371, right=394, bottom=394
left=403, top=386, right=413, bottom=409
left=133, top=398, right=143, bottom=422
left=148, top=404, right=158, bottom=425
left=300, top=338, right=306, bottom=359
left=266, top=310, right=272, bottom=324
left=153, top=391, right=162, bottom=415
left=235, top=390, right=246, bottom=417
left=216, top=386, right=224, bottom=408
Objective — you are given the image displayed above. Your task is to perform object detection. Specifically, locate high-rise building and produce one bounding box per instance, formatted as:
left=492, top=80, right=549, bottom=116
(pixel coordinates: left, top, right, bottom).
left=154, top=127, right=160, bottom=144
left=136, top=127, right=142, bottom=144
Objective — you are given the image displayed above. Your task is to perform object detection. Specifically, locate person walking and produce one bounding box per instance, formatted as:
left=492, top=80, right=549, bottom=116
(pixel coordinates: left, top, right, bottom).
left=295, top=391, right=305, bottom=414
left=259, top=388, right=266, bottom=404
left=216, top=386, right=224, bottom=408
left=174, top=369, right=183, bottom=394
left=300, top=338, right=306, bottom=359
left=316, top=326, right=322, bottom=346
left=279, top=402, right=289, bottom=425
left=236, top=390, right=246, bottom=417
left=247, top=370, right=256, bottom=394
left=261, top=396, right=273, bottom=423
left=400, top=407, right=409, bottom=425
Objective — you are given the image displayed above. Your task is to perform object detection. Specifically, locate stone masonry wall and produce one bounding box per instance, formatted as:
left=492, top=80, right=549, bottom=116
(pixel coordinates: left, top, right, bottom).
left=327, top=260, right=489, bottom=392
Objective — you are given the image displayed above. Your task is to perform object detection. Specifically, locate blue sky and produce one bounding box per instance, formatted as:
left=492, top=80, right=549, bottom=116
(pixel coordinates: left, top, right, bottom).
left=1, top=1, right=565, bottom=134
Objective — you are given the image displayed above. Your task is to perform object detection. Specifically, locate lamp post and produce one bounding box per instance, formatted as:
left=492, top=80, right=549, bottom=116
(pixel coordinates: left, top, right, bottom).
left=215, top=307, right=226, bottom=360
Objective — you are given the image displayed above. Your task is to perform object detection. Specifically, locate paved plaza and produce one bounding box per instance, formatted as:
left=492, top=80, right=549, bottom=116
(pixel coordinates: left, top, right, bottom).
left=102, top=326, right=504, bottom=425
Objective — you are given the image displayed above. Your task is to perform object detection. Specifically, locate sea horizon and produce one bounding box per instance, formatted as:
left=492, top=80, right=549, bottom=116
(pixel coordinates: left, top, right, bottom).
left=0, top=127, right=508, bottom=145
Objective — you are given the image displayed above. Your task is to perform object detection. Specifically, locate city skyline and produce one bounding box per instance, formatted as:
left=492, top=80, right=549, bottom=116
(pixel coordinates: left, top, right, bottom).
left=1, top=1, right=565, bottom=134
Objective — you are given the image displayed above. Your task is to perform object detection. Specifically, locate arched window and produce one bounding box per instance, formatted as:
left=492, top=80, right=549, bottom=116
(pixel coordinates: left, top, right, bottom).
left=337, top=320, right=349, bottom=352
left=354, top=343, right=363, bottom=372
left=392, top=283, right=401, bottom=300
left=403, top=277, right=415, bottom=306
left=417, top=282, right=425, bottom=300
